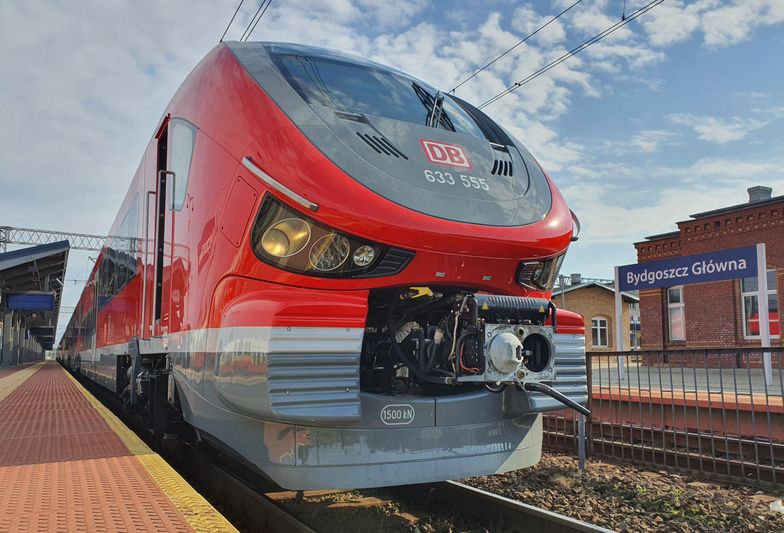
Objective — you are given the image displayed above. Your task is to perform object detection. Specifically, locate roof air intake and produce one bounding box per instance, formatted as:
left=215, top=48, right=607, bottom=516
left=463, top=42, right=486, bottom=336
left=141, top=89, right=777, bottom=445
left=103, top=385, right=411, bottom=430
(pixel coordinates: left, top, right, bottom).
left=355, top=133, right=408, bottom=159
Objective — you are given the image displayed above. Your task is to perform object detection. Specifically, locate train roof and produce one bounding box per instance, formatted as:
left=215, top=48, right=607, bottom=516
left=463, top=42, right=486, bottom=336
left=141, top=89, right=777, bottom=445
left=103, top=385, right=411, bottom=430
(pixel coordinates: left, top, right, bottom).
left=259, top=42, right=420, bottom=83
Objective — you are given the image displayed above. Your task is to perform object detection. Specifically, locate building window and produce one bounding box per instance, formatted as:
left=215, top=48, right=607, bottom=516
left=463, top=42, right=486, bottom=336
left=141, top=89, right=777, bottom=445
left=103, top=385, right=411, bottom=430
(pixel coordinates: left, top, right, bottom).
left=591, top=317, right=608, bottom=348
left=741, top=270, right=780, bottom=339
left=667, top=286, right=685, bottom=341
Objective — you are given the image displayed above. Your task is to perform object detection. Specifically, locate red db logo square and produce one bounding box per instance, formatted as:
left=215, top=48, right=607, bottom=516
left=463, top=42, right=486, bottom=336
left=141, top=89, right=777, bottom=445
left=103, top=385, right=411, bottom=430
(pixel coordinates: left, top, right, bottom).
left=420, top=139, right=472, bottom=169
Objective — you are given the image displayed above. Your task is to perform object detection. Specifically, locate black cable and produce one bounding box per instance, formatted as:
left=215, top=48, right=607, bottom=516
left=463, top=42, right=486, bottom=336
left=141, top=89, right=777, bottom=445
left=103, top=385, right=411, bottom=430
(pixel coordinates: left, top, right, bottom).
left=478, top=0, right=664, bottom=109
left=219, top=0, right=245, bottom=42
left=239, top=0, right=268, bottom=42
left=386, top=293, right=453, bottom=384
left=450, top=0, right=584, bottom=94
left=243, top=0, right=273, bottom=41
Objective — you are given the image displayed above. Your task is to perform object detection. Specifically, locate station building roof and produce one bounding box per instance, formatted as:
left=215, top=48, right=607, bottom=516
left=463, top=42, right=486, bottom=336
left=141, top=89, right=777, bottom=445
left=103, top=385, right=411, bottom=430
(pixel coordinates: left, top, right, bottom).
left=0, top=241, right=70, bottom=350
left=557, top=280, right=639, bottom=303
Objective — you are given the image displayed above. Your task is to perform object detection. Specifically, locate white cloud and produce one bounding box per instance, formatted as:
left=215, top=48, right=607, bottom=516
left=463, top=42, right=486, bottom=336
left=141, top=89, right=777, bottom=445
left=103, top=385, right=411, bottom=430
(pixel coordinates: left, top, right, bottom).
left=702, top=0, right=784, bottom=48
left=511, top=5, right=567, bottom=47
left=668, top=113, right=768, bottom=144
left=561, top=177, right=784, bottom=245
left=686, top=157, right=781, bottom=180
left=641, top=0, right=784, bottom=49
left=629, top=129, right=678, bottom=153
left=641, top=0, right=715, bottom=47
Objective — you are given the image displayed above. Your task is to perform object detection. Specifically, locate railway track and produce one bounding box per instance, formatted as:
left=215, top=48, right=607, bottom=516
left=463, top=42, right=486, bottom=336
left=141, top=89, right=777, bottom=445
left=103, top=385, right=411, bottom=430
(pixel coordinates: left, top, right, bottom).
left=79, top=372, right=611, bottom=532
left=399, top=481, right=615, bottom=533
left=168, top=441, right=615, bottom=532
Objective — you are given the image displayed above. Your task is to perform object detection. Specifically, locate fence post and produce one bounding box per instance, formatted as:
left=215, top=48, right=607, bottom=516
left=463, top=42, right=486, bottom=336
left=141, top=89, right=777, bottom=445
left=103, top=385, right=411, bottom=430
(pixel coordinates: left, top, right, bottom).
left=578, top=414, right=586, bottom=471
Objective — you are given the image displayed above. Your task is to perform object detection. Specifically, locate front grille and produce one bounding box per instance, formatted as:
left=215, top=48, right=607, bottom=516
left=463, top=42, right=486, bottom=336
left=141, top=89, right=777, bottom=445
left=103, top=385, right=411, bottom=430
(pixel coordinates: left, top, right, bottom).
left=528, top=333, right=588, bottom=412
left=266, top=329, right=364, bottom=421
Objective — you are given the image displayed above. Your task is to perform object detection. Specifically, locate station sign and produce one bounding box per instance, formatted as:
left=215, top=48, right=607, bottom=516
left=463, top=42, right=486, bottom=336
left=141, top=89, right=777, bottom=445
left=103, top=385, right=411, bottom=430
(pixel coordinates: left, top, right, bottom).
left=618, top=245, right=757, bottom=291
left=5, top=292, right=55, bottom=311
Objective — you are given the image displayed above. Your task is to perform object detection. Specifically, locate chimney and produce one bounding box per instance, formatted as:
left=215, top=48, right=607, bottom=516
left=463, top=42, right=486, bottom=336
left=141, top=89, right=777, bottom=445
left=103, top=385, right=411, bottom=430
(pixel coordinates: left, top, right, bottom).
left=570, top=273, right=582, bottom=285
left=748, top=186, right=772, bottom=203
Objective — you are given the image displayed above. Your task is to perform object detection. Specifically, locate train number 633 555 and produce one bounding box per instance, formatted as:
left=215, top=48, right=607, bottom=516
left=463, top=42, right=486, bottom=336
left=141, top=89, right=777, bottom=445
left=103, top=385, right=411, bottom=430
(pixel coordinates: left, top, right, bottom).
left=424, top=169, right=489, bottom=191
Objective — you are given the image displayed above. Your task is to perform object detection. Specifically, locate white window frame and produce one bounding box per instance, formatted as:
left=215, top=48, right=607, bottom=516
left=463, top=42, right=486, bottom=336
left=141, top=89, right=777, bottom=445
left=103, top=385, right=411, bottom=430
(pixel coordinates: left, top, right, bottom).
left=591, top=317, right=609, bottom=348
left=667, top=286, right=685, bottom=341
left=741, top=269, right=779, bottom=339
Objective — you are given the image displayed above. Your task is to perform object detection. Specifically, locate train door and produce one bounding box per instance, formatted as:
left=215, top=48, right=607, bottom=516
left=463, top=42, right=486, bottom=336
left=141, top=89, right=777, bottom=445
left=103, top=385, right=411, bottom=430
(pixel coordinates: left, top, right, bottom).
left=150, top=122, right=173, bottom=338
left=145, top=117, right=196, bottom=340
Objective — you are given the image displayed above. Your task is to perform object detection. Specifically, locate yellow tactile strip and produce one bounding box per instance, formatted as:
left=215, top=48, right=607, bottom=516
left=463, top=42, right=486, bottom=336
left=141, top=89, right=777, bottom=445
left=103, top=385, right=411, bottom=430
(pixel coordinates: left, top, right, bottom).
left=60, top=366, right=238, bottom=533
left=0, top=363, right=43, bottom=403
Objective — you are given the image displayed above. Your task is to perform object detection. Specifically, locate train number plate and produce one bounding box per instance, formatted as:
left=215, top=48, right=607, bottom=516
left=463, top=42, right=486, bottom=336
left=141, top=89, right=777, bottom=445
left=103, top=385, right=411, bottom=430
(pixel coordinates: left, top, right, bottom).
left=380, top=404, right=416, bottom=426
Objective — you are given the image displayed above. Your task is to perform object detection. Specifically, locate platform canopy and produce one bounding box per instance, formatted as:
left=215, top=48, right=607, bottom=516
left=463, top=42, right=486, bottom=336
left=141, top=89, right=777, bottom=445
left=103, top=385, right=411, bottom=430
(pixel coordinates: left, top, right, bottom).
left=0, top=240, right=70, bottom=350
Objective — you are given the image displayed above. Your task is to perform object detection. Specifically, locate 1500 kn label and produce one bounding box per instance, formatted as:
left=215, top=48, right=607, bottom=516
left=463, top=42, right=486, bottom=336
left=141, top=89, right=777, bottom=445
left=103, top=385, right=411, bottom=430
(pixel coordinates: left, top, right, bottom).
left=380, top=404, right=416, bottom=426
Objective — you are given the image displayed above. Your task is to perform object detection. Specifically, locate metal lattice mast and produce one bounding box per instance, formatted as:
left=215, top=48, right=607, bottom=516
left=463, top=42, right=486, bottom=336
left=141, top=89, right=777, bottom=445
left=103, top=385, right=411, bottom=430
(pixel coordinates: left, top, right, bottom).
left=0, top=226, right=107, bottom=252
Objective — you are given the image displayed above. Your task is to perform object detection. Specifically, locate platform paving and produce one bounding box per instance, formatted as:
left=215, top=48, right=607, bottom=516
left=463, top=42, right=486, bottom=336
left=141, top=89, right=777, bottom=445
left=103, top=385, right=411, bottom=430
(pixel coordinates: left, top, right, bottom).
left=591, top=362, right=784, bottom=396
left=0, top=362, right=237, bottom=533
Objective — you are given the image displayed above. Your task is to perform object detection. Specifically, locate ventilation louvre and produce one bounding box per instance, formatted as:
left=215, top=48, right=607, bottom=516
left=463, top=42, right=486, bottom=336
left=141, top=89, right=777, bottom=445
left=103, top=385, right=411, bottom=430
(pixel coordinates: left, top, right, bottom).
left=491, top=157, right=513, bottom=176
left=353, top=248, right=415, bottom=278
left=356, top=132, right=408, bottom=159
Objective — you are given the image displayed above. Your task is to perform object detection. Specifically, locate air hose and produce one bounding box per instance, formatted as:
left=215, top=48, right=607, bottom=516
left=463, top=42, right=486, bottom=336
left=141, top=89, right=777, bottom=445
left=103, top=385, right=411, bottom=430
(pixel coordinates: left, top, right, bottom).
left=523, top=381, right=591, bottom=417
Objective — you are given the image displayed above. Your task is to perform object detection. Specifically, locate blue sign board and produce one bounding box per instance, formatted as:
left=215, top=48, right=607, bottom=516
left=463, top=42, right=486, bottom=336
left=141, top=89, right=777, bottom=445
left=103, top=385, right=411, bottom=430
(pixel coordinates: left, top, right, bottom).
left=5, top=293, right=55, bottom=311
left=618, top=245, right=757, bottom=291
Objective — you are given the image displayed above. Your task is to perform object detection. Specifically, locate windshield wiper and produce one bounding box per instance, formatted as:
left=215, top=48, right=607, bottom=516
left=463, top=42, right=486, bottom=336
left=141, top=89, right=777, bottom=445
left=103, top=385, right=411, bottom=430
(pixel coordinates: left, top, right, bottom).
left=412, top=83, right=455, bottom=131
left=426, top=91, right=445, bottom=128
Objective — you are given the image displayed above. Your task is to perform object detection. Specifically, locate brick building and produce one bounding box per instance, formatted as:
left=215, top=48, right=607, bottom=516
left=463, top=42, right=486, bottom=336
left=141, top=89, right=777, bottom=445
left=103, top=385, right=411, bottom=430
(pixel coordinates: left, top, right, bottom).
left=555, top=275, right=639, bottom=352
left=634, top=186, right=782, bottom=351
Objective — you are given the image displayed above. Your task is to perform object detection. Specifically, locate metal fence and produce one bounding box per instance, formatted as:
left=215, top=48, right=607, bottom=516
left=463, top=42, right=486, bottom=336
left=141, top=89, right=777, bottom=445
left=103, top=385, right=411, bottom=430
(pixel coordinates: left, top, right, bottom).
left=543, top=348, right=784, bottom=486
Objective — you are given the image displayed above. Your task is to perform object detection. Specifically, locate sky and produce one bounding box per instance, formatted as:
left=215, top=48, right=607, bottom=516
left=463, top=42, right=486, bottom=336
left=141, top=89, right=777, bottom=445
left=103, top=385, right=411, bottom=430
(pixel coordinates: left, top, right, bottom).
left=1, top=0, right=784, bottom=340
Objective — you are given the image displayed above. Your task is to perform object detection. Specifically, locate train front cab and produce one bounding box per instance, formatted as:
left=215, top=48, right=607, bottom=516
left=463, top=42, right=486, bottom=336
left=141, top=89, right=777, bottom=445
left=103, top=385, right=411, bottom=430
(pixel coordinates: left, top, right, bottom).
left=168, top=275, right=588, bottom=490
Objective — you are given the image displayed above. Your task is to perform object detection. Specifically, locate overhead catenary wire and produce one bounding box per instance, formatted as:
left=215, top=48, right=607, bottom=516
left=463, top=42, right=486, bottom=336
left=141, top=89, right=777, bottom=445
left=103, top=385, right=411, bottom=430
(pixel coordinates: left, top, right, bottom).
left=449, top=0, right=584, bottom=94
left=478, top=0, right=664, bottom=109
left=219, top=0, right=245, bottom=42
left=239, top=0, right=272, bottom=42
left=243, top=0, right=273, bottom=41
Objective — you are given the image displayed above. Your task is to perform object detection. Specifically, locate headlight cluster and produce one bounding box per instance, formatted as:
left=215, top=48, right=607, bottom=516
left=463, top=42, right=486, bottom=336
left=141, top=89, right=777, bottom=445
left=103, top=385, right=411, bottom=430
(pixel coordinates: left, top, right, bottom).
left=517, top=253, right=566, bottom=291
left=251, top=195, right=412, bottom=278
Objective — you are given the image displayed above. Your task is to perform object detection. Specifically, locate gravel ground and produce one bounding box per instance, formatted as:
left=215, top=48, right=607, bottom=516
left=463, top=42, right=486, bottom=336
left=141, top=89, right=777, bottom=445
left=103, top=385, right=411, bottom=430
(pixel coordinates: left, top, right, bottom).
left=464, top=452, right=784, bottom=533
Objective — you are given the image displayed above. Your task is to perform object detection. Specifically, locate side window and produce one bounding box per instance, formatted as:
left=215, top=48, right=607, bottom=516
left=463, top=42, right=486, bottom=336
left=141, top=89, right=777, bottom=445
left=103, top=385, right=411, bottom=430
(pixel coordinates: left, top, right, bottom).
left=591, top=317, right=608, bottom=348
left=741, top=270, right=780, bottom=339
left=667, top=286, right=685, bottom=341
left=169, top=119, right=197, bottom=211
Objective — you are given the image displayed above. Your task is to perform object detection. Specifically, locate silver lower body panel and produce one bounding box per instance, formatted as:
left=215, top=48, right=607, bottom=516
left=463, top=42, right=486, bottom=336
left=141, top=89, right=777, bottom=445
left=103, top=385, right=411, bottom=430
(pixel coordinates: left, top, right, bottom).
left=175, top=374, right=541, bottom=490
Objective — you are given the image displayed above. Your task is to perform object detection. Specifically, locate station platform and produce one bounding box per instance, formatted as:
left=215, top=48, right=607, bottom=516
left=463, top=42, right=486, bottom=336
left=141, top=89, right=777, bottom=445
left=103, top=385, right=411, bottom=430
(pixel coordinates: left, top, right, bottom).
left=0, top=362, right=237, bottom=532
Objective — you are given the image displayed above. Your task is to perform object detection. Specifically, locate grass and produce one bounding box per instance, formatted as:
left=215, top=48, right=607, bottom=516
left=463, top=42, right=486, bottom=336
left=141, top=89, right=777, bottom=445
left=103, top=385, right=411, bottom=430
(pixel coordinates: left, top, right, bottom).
left=593, top=480, right=721, bottom=528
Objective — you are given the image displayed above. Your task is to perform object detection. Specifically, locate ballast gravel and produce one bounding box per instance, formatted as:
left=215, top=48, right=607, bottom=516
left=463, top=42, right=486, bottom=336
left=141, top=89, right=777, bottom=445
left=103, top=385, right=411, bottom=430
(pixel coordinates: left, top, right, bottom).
left=464, top=452, right=784, bottom=533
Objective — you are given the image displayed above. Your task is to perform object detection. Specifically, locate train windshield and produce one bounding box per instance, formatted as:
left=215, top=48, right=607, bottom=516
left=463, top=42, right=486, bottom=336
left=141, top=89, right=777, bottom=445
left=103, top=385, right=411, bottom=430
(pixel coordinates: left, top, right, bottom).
left=271, top=55, right=486, bottom=139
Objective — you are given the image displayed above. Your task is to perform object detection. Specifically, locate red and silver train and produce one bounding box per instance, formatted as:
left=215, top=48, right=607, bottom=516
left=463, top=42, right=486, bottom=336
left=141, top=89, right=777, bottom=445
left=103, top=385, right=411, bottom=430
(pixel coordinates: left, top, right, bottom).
left=58, top=41, right=588, bottom=490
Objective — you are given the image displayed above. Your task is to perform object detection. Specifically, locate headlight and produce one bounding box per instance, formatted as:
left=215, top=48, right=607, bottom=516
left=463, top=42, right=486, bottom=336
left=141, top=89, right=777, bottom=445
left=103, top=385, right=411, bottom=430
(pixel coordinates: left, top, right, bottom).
left=261, top=218, right=311, bottom=257
left=309, top=234, right=350, bottom=271
left=251, top=195, right=414, bottom=278
left=352, top=245, right=375, bottom=267
left=517, top=253, right=565, bottom=291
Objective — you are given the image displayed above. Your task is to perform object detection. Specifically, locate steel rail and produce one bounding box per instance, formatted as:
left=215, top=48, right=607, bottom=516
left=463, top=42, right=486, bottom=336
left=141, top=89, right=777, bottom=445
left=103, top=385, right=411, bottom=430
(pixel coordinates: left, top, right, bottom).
left=413, top=480, right=615, bottom=533
left=182, top=448, right=316, bottom=533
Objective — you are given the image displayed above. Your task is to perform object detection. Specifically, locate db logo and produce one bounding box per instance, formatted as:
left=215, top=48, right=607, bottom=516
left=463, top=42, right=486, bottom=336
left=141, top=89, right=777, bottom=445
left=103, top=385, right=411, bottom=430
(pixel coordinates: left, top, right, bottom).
left=420, top=139, right=472, bottom=169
